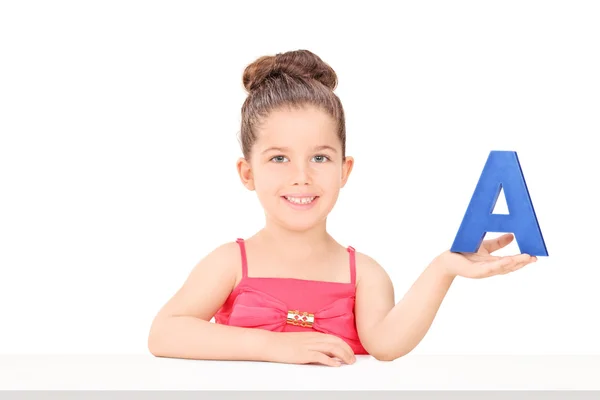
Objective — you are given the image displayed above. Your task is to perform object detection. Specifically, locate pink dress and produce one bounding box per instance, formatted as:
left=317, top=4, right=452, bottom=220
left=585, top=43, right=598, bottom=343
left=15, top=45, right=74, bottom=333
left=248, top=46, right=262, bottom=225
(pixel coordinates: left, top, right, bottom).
left=214, top=238, right=368, bottom=355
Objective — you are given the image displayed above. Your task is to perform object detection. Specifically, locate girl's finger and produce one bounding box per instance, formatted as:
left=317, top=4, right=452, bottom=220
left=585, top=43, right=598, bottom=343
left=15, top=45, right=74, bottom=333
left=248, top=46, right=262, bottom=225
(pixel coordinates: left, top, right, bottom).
left=481, top=258, right=515, bottom=277
left=313, top=342, right=355, bottom=365
left=482, top=233, right=514, bottom=254
left=323, top=335, right=355, bottom=362
left=508, top=256, right=537, bottom=272
left=468, top=254, right=502, bottom=262
left=308, top=350, right=341, bottom=367
left=488, top=254, right=536, bottom=276
left=511, top=253, right=534, bottom=263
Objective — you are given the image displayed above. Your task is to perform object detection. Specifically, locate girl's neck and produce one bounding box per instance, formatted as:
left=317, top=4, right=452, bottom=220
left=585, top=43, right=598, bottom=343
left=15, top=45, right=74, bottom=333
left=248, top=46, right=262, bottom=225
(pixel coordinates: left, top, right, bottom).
left=254, top=219, right=337, bottom=261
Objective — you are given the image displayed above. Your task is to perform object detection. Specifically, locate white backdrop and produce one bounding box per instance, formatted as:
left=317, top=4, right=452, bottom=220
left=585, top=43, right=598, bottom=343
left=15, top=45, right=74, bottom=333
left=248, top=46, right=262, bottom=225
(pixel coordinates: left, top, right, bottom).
left=1, top=1, right=598, bottom=356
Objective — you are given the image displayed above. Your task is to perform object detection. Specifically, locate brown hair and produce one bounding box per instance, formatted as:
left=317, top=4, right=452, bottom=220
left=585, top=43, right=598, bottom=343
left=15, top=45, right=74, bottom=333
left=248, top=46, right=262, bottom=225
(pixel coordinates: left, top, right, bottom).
left=240, top=49, right=346, bottom=161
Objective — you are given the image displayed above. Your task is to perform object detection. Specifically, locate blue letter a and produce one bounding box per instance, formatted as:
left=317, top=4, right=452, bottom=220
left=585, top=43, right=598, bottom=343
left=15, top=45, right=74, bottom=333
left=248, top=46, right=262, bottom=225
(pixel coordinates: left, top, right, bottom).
left=451, top=151, right=548, bottom=256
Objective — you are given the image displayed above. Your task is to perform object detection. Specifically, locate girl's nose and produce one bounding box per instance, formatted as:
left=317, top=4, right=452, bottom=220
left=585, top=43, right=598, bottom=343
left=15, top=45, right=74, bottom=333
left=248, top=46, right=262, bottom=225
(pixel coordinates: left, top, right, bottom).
left=290, top=162, right=312, bottom=185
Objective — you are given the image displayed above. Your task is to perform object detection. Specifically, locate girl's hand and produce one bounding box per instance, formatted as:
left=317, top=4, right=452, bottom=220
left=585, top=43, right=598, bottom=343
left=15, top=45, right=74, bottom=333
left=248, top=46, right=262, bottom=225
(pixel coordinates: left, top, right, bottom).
left=437, top=233, right=537, bottom=279
left=267, top=331, right=356, bottom=367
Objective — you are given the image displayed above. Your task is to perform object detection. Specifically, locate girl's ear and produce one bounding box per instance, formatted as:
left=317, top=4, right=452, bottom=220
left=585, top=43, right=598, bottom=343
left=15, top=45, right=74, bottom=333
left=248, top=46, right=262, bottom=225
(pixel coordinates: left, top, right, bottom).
left=341, top=156, right=354, bottom=188
left=236, top=157, right=255, bottom=191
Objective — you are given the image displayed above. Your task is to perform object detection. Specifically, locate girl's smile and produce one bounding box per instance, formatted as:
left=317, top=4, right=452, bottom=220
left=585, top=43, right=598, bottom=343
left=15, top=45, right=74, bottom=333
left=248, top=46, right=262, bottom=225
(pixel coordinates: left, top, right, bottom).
left=282, top=194, right=320, bottom=210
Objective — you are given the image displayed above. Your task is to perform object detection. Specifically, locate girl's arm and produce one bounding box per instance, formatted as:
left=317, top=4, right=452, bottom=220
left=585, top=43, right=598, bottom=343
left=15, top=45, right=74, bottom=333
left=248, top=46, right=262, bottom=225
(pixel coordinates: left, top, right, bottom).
left=353, top=252, right=455, bottom=361
left=354, top=235, right=535, bottom=361
left=147, top=241, right=274, bottom=361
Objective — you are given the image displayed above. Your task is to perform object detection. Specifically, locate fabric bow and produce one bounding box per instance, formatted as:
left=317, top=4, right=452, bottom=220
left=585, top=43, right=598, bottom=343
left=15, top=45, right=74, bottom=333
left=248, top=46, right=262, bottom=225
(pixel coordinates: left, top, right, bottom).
left=227, top=287, right=360, bottom=342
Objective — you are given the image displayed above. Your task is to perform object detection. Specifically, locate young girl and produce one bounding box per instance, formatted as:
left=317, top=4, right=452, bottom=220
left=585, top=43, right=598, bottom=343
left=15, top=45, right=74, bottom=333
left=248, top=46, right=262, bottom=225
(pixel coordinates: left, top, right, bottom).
left=147, top=49, right=537, bottom=367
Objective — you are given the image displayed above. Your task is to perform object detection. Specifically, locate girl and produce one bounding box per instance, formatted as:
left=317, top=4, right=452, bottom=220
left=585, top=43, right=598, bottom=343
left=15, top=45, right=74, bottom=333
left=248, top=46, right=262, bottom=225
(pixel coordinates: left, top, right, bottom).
left=147, top=49, right=537, bottom=367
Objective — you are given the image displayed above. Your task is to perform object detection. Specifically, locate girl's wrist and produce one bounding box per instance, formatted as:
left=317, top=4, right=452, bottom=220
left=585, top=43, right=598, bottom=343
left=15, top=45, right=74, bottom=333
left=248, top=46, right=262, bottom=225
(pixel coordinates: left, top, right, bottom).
left=432, top=251, right=458, bottom=279
left=254, top=330, right=281, bottom=362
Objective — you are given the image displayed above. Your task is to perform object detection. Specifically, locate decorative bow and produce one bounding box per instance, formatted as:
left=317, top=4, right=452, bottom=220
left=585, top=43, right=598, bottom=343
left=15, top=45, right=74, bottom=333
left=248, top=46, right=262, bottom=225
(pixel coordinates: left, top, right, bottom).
left=227, top=287, right=360, bottom=342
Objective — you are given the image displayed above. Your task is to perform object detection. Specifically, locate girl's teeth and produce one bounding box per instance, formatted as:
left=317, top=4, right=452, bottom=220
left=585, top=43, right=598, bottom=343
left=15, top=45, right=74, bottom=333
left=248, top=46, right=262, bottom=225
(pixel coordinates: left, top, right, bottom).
left=286, top=196, right=315, bottom=204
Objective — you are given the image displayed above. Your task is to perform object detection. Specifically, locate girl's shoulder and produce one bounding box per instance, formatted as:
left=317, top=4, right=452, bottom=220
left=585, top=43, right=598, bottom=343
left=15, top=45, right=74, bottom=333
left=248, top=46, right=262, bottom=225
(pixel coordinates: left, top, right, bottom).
left=353, top=249, right=393, bottom=287
left=151, top=240, right=243, bottom=324
left=199, top=240, right=243, bottom=270
left=188, top=240, right=244, bottom=284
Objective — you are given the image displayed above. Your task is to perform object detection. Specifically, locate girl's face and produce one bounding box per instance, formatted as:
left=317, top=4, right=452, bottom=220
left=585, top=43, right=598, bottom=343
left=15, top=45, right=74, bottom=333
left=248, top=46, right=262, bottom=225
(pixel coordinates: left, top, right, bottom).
left=237, top=105, right=354, bottom=232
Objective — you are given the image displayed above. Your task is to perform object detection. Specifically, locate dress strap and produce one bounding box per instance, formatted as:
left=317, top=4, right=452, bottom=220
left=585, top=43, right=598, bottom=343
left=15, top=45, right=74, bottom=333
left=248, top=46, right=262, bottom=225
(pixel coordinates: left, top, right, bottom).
left=236, top=238, right=248, bottom=279
left=347, top=246, right=356, bottom=285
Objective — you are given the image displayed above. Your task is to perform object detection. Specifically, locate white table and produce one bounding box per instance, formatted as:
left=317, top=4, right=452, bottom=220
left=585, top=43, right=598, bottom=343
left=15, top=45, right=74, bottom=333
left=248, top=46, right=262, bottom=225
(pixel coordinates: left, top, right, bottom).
left=1, top=354, right=599, bottom=393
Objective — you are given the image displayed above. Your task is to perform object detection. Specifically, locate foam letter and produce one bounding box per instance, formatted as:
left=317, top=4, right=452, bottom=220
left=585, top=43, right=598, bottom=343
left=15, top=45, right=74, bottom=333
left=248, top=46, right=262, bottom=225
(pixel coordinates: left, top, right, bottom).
left=450, top=151, right=548, bottom=256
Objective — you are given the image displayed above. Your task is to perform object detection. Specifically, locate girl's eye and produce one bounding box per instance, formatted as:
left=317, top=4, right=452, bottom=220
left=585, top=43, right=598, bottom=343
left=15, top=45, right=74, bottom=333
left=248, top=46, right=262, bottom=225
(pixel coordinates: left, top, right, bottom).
left=270, top=155, right=330, bottom=163
left=312, top=155, right=330, bottom=163
left=271, top=155, right=288, bottom=163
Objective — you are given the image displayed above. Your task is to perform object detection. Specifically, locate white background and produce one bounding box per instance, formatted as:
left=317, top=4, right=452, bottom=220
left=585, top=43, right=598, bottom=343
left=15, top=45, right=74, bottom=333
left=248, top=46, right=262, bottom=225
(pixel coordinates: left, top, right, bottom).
left=1, top=0, right=598, bottom=357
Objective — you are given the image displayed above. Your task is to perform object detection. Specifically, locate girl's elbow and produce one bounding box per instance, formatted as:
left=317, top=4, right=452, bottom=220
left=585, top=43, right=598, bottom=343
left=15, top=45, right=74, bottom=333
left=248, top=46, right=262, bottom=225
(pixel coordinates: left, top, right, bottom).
left=147, top=319, right=168, bottom=356
left=147, top=331, right=162, bottom=356
left=369, top=344, right=411, bottom=361
left=371, top=351, right=399, bottom=362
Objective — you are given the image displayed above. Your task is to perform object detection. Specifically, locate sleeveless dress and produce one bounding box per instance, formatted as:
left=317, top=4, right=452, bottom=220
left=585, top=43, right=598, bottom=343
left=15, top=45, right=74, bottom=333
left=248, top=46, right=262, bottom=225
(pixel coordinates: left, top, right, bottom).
left=213, top=238, right=368, bottom=354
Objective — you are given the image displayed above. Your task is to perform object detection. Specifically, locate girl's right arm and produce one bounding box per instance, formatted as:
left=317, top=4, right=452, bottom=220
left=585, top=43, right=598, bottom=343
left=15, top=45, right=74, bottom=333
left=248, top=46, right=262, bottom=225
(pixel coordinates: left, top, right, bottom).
left=147, top=241, right=356, bottom=366
left=147, top=241, right=274, bottom=362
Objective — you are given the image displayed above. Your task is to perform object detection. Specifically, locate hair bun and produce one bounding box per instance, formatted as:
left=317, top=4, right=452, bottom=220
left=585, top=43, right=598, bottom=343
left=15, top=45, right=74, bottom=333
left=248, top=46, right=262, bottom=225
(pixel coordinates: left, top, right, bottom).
left=243, top=49, right=338, bottom=93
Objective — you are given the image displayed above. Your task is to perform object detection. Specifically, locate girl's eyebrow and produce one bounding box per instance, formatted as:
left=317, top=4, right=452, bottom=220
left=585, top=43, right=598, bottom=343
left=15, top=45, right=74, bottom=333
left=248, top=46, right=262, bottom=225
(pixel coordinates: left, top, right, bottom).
left=261, top=145, right=338, bottom=155
left=261, top=146, right=289, bottom=155
left=314, top=145, right=338, bottom=153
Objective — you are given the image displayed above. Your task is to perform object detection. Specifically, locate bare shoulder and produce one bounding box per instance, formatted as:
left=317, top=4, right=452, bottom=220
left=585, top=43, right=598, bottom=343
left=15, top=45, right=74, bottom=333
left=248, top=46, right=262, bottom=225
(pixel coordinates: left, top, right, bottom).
left=152, top=240, right=242, bottom=322
left=354, top=251, right=393, bottom=288
left=191, top=240, right=247, bottom=287
left=195, top=241, right=242, bottom=274
left=205, top=240, right=241, bottom=258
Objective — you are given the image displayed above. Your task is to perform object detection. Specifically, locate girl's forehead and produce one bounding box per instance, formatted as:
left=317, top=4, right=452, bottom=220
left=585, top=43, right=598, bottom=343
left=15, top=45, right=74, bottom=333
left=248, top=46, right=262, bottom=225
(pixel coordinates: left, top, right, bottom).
left=258, top=127, right=337, bottom=145
left=256, top=107, right=338, bottom=147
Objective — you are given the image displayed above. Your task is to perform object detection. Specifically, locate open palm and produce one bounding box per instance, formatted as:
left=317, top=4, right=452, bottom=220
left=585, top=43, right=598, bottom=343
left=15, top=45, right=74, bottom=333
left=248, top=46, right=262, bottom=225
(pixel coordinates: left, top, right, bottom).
left=439, top=233, right=537, bottom=279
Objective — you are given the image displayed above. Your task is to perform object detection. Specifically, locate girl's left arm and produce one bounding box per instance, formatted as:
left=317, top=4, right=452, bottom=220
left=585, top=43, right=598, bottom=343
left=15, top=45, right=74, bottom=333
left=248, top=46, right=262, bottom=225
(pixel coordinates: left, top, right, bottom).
left=354, top=253, right=455, bottom=361
left=356, top=234, right=535, bottom=361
